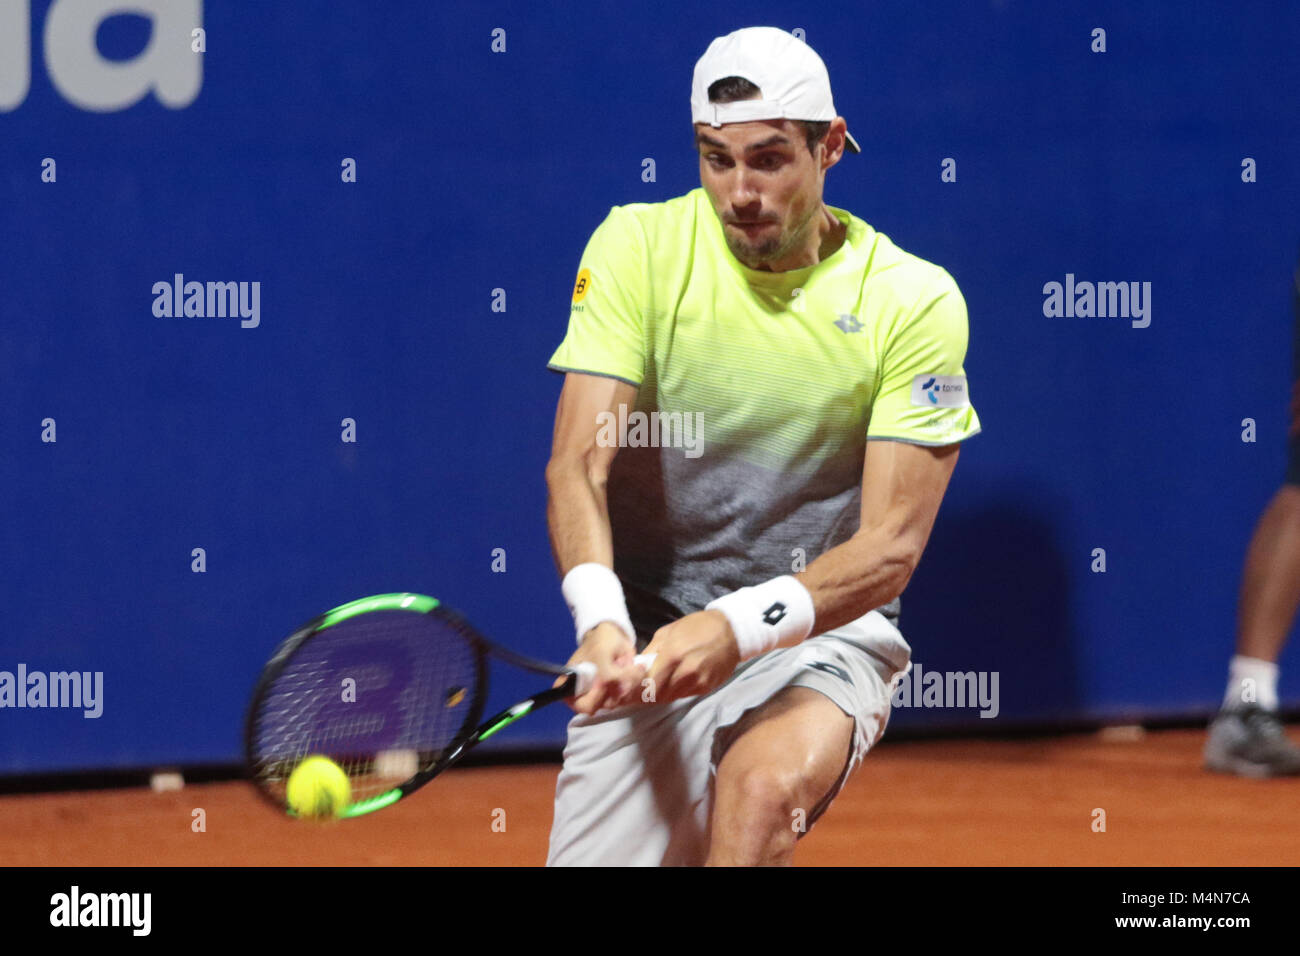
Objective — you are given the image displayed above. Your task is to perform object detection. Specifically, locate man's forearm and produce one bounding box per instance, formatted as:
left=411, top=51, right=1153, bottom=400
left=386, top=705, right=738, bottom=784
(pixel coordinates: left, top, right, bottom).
left=793, top=530, right=915, bottom=638
left=545, top=457, right=616, bottom=576
left=546, top=458, right=640, bottom=649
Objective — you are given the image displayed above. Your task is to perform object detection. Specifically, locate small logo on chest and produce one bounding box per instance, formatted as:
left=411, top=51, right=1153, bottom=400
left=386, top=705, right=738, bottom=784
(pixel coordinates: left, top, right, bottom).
left=833, top=313, right=863, bottom=334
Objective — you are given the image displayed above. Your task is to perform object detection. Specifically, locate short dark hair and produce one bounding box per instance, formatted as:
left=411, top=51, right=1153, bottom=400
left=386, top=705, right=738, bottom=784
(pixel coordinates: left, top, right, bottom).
left=706, top=76, right=831, bottom=155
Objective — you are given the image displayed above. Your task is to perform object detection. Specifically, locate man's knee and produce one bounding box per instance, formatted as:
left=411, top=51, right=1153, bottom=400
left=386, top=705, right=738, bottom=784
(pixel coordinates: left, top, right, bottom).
left=713, top=690, right=855, bottom=826
left=719, top=761, right=805, bottom=826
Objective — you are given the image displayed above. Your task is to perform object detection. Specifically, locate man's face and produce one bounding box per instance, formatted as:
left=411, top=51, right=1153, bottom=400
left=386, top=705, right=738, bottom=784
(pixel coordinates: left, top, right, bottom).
left=694, top=118, right=829, bottom=270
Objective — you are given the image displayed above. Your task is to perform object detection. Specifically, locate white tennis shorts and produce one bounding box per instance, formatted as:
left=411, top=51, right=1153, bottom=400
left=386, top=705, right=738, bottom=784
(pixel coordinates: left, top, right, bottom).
left=546, top=609, right=911, bottom=866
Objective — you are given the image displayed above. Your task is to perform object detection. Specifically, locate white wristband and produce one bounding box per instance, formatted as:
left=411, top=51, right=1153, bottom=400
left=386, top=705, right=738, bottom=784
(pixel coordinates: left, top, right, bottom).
left=561, top=562, right=637, bottom=647
left=706, top=575, right=815, bottom=661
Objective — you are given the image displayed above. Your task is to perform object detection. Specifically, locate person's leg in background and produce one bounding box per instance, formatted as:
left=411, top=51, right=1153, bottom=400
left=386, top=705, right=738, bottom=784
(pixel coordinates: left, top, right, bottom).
left=1205, top=259, right=1300, bottom=777
left=1205, top=485, right=1300, bottom=776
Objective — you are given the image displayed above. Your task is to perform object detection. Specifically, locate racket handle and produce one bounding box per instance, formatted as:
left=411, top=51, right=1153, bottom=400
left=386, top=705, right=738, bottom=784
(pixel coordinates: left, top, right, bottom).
left=573, top=653, right=656, bottom=697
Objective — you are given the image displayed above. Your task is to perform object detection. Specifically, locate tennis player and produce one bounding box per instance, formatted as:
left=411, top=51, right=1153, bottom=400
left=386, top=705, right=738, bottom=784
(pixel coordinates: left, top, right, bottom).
left=544, top=26, right=981, bottom=865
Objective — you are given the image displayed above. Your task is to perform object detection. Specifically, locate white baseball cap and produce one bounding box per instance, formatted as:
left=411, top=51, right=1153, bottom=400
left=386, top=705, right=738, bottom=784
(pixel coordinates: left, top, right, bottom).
left=691, top=26, right=861, bottom=154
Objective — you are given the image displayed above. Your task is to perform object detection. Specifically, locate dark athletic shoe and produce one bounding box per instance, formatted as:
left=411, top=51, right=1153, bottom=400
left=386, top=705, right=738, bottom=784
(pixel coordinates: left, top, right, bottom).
left=1204, top=705, right=1300, bottom=778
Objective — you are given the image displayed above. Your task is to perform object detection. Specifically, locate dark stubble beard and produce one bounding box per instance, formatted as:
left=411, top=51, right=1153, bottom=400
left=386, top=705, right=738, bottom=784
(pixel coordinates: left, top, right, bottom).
left=724, top=199, right=819, bottom=269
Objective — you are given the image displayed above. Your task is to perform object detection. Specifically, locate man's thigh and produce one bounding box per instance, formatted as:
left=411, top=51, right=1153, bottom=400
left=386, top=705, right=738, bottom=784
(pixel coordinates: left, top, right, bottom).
left=707, top=686, right=854, bottom=862
left=706, top=631, right=905, bottom=857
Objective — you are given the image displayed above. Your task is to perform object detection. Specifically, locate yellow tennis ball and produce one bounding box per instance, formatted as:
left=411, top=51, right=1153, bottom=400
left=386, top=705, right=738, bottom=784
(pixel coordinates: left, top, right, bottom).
left=285, top=755, right=351, bottom=820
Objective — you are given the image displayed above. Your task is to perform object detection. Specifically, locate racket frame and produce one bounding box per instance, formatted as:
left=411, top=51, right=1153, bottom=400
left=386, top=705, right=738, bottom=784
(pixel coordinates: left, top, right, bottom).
left=243, top=592, right=581, bottom=820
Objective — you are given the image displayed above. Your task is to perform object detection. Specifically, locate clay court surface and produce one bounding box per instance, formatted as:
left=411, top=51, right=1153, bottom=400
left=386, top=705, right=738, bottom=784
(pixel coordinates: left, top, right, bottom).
left=5, top=728, right=1297, bottom=866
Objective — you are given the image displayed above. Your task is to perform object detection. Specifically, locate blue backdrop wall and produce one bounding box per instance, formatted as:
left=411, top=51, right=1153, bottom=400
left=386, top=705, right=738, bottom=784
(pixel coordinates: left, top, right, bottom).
left=2, top=1, right=1299, bottom=773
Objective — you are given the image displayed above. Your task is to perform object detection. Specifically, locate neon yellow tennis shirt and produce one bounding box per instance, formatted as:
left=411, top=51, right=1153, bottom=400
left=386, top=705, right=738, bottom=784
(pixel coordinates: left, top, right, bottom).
left=549, top=187, right=980, bottom=652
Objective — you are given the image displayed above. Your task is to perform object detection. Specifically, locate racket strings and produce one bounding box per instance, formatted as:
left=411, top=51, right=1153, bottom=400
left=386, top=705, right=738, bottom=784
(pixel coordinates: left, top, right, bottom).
left=248, top=610, right=483, bottom=806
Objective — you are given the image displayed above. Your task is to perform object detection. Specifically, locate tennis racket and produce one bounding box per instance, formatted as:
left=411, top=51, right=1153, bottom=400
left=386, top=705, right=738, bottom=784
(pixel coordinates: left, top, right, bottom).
left=244, top=591, right=652, bottom=819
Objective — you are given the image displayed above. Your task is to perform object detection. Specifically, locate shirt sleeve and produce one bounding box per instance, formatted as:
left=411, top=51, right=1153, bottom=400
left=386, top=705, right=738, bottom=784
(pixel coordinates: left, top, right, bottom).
left=865, top=269, right=982, bottom=446
left=547, top=205, right=648, bottom=387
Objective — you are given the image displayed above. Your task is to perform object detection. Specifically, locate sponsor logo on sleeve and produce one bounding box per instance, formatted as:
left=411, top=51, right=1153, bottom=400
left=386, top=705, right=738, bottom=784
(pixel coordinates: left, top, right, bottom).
left=910, top=375, right=969, bottom=408
left=572, top=268, right=592, bottom=303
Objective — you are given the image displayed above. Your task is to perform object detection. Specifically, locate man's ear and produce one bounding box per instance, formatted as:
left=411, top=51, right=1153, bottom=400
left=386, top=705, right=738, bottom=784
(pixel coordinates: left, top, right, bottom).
left=822, top=120, right=849, bottom=169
